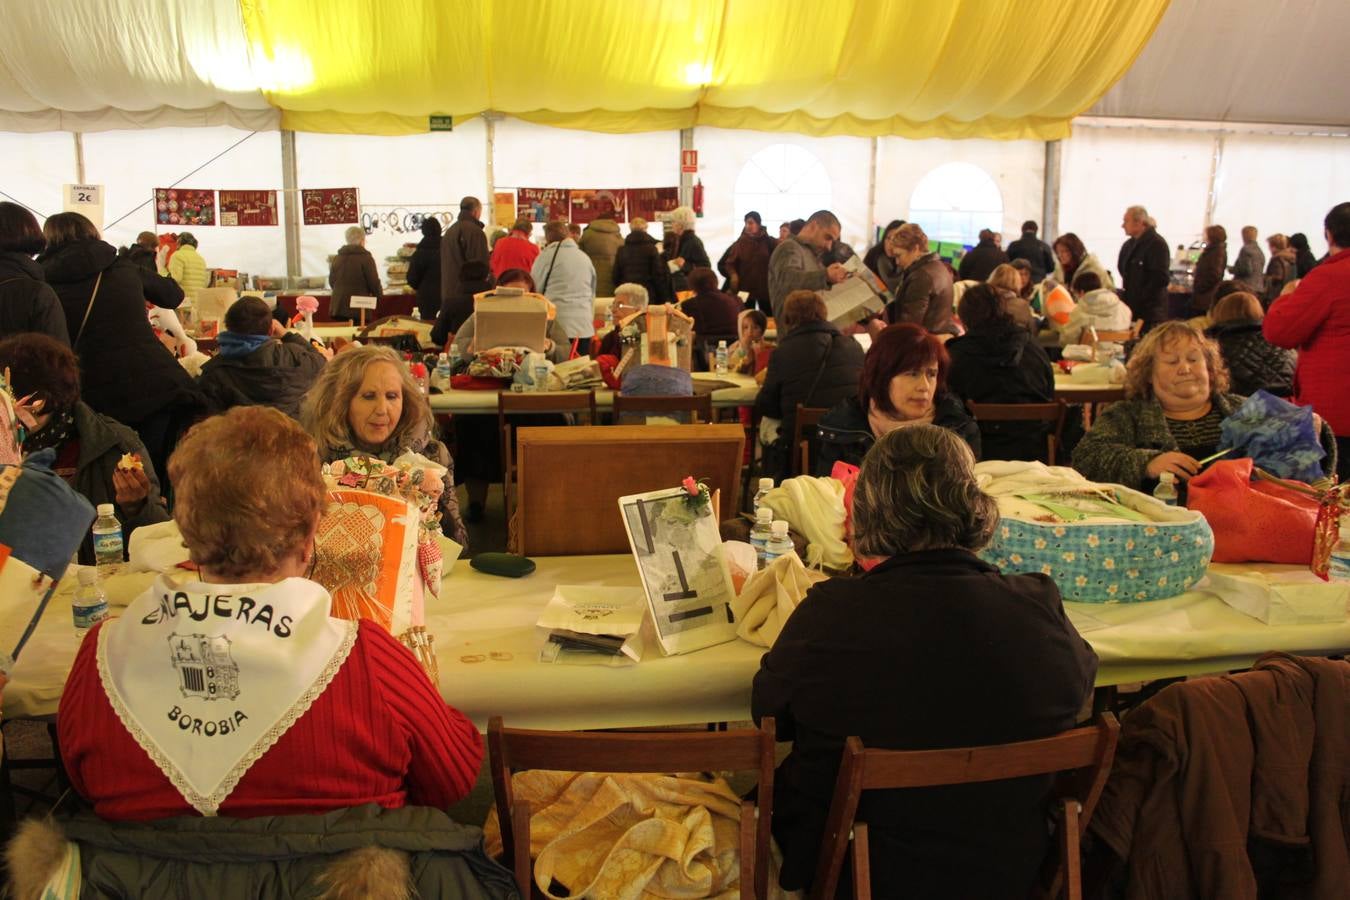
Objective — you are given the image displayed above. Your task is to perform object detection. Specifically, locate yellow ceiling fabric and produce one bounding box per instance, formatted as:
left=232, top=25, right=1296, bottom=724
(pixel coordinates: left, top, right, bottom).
left=239, top=0, right=1169, bottom=140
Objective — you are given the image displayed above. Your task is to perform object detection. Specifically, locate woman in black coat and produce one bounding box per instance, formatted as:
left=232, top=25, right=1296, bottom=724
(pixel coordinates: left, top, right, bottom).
left=754, top=424, right=1097, bottom=898
left=1190, top=224, right=1227, bottom=313
left=1205, top=291, right=1295, bottom=397
left=660, top=206, right=710, bottom=293
left=0, top=202, right=68, bottom=345
left=945, top=283, right=1056, bottom=462
left=753, top=290, right=864, bottom=481
left=404, top=216, right=442, bottom=321
left=38, top=213, right=200, bottom=482
left=612, top=219, right=672, bottom=303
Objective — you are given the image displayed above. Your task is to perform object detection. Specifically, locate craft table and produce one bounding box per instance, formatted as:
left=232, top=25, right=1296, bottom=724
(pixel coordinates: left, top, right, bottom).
left=5, top=557, right=1348, bottom=730
left=427, top=371, right=759, bottom=415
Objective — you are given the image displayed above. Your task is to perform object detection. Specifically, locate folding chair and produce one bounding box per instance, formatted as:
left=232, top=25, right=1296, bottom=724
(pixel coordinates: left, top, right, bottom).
left=612, top=392, right=713, bottom=425
left=793, top=405, right=829, bottom=477
left=810, top=714, right=1119, bottom=900
left=966, top=399, right=1069, bottom=465
left=498, top=390, right=597, bottom=521
left=489, top=716, right=777, bottom=899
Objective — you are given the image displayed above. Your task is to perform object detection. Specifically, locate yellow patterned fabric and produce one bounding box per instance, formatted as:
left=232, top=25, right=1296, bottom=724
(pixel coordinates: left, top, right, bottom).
left=238, top=0, right=1169, bottom=139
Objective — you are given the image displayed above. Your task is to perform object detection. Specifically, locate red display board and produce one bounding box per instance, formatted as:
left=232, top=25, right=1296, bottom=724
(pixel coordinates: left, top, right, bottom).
left=218, top=190, right=279, bottom=227
left=517, top=188, right=569, bottom=224
left=302, top=188, right=360, bottom=225
left=570, top=189, right=627, bottom=224
left=155, top=188, right=215, bottom=227
left=627, top=187, right=680, bottom=222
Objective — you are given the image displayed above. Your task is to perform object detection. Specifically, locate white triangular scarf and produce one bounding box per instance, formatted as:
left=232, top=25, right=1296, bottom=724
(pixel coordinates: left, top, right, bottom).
left=97, top=574, right=357, bottom=815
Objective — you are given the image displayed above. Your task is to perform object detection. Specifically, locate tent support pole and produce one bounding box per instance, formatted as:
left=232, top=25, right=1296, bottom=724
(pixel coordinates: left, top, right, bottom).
left=679, top=127, right=695, bottom=207
left=1203, top=134, right=1224, bottom=230
left=1042, top=140, right=1061, bottom=241
left=281, top=129, right=301, bottom=279
left=73, top=132, right=85, bottom=184
left=485, top=114, right=497, bottom=226
left=867, top=137, right=878, bottom=243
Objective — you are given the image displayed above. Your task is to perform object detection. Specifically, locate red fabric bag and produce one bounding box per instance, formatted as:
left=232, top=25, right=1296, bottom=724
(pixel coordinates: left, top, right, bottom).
left=1185, top=458, right=1319, bottom=563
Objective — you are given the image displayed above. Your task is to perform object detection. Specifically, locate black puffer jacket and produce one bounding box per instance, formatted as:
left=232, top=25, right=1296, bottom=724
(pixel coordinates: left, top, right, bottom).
left=0, top=250, right=69, bottom=345
left=40, top=239, right=198, bottom=425
left=197, top=333, right=327, bottom=419
left=405, top=233, right=442, bottom=320
left=814, top=394, right=981, bottom=476
left=754, top=320, right=864, bottom=478
left=1206, top=319, right=1296, bottom=397
left=613, top=230, right=672, bottom=303
left=662, top=230, right=710, bottom=292
left=946, top=325, right=1056, bottom=462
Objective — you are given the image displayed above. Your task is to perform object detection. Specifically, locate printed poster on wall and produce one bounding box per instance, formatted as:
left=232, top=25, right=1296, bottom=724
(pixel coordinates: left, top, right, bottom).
left=155, top=188, right=215, bottom=227
left=570, top=189, right=627, bottom=225
left=218, top=190, right=279, bottom=227
left=492, top=191, right=516, bottom=227
left=627, top=187, right=680, bottom=222
left=302, top=188, right=360, bottom=225
left=516, top=188, right=569, bottom=224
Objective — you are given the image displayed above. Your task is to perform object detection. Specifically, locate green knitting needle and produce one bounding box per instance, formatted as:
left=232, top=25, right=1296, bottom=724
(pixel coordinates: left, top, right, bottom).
left=1196, top=447, right=1233, bottom=467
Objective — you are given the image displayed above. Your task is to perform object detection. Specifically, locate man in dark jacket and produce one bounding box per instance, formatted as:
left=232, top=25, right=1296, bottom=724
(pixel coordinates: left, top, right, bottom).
left=431, top=261, right=495, bottom=348
left=404, top=217, right=442, bottom=320
left=717, top=210, right=778, bottom=312
left=0, top=201, right=69, bottom=345
left=198, top=297, right=327, bottom=419
left=439, top=196, right=488, bottom=310
left=1117, top=206, right=1171, bottom=330
left=612, top=217, right=672, bottom=303
left=956, top=228, right=1009, bottom=282
left=767, top=210, right=848, bottom=322
left=1007, top=220, right=1055, bottom=284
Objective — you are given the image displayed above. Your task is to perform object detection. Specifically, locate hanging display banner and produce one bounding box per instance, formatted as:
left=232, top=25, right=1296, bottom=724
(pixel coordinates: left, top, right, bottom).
left=516, top=188, right=569, bottom=224
left=218, top=190, right=279, bottom=227
left=626, top=187, right=681, bottom=222
left=569, top=189, right=627, bottom=225
left=492, top=191, right=516, bottom=227
left=155, top=188, right=215, bottom=227
left=302, top=188, right=360, bottom=225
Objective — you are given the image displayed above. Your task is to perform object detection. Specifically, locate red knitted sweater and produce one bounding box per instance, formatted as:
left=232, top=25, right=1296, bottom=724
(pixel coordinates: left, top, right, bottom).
left=58, top=619, right=482, bottom=821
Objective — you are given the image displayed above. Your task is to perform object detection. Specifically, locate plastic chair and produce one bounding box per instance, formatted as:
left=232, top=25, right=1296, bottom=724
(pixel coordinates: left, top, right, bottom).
left=488, top=716, right=776, bottom=899
left=965, top=399, right=1069, bottom=465
left=810, top=714, right=1120, bottom=900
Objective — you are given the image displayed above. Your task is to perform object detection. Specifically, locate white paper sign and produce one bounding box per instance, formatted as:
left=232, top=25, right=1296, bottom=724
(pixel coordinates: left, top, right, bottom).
left=349, top=295, right=379, bottom=310
left=63, top=184, right=105, bottom=228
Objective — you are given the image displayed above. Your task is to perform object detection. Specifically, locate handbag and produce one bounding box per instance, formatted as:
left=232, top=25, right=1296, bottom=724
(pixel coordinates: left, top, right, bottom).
left=73, top=272, right=103, bottom=348
left=1186, top=458, right=1318, bottom=564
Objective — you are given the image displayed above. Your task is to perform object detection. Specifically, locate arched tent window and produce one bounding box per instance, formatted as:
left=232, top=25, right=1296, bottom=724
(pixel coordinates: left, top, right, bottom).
left=733, top=143, right=832, bottom=229
left=907, top=162, right=1003, bottom=247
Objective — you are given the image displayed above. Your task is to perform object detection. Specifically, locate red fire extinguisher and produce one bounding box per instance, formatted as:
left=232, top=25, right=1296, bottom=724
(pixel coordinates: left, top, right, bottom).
left=692, top=179, right=704, bottom=218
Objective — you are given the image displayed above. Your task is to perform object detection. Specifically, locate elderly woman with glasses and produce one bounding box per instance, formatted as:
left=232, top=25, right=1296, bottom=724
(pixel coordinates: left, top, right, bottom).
left=753, top=424, right=1098, bottom=898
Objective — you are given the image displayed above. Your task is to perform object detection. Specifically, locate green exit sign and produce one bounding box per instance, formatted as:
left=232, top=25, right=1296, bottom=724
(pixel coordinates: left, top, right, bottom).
left=429, top=115, right=454, bottom=132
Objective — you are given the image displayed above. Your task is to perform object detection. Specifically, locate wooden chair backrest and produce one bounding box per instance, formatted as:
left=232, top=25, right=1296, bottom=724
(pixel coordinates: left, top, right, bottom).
left=497, top=390, right=597, bottom=514
left=965, top=399, right=1068, bottom=465
left=810, top=714, right=1120, bottom=900
left=793, top=405, right=830, bottom=476
left=612, top=392, right=713, bottom=424
left=515, top=424, right=743, bottom=555
left=489, top=716, right=777, bottom=900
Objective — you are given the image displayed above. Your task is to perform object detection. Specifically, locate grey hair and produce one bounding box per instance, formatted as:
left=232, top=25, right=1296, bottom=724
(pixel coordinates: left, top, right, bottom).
left=669, top=206, right=697, bottom=229
left=1124, top=205, right=1149, bottom=224
left=851, top=425, right=998, bottom=558
left=344, top=225, right=365, bottom=246
left=613, top=283, right=649, bottom=308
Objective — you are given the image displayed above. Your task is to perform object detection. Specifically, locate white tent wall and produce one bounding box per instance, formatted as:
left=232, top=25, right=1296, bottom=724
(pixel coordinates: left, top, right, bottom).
left=82, top=127, right=284, bottom=279
left=295, top=124, right=489, bottom=284
left=0, top=132, right=78, bottom=220
left=873, top=137, right=1045, bottom=249
left=1211, top=133, right=1350, bottom=258
left=1058, top=124, right=1214, bottom=278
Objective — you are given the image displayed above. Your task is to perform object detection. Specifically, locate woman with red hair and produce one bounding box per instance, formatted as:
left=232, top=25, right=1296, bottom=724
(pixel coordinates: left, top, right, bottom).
left=815, top=323, right=979, bottom=474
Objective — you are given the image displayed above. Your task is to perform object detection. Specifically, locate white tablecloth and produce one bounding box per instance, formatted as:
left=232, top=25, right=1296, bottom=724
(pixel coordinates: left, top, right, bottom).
left=6, top=557, right=1348, bottom=728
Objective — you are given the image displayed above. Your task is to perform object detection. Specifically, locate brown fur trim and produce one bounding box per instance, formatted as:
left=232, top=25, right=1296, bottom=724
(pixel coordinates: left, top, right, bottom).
left=313, top=846, right=414, bottom=900
left=5, top=819, right=70, bottom=900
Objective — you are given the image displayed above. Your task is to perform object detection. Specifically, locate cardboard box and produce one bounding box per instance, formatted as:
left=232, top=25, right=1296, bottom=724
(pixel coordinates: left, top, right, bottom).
left=474, top=290, right=550, bottom=352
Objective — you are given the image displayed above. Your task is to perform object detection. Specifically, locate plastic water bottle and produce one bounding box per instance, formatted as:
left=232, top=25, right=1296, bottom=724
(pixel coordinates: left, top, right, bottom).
left=92, top=503, right=123, bottom=577
left=1153, top=471, right=1178, bottom=506
left=533, top=363, right=550, bottom=392
left=434, top=352, right=452, bottom=390
left=763, top=520, right=794, bottom=566
left=753, top=477, right=773, bottom=511
left=715, top=340, right=729, bottom=375
left=410, top=362, right=429, bottom=394
left=750, top=507, right=774, bottom=570
left=1330, top=516, right=1350, bottom=582
left=72, top=568, right=108, bottom=637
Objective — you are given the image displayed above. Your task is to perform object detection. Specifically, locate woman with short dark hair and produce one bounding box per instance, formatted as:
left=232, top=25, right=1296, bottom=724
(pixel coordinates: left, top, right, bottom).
left=1205, top=291, right=1295, bottom=397
left=0, top=202, right=69, bottom=345
left=754, top=424, right=1098, bottom=898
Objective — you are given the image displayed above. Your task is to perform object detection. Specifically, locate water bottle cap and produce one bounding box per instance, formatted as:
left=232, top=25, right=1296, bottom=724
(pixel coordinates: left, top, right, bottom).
left=755, top=506, right=773, bottom=523
left=771, top=520, right=789, bottom=535
left=758, top=477, right=773, bottom=491
left=97, top=503, right=115, bottom=516
left=717, top=339, right=727, bottom=348
left=1160, top=472, right=1174, bottom=484
left=77, top=567, right=97, bottom=585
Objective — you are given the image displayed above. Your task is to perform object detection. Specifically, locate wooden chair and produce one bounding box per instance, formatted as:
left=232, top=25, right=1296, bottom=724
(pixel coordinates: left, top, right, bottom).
left=1079, top=319, right=1144, bottom=347
left=489, top=716, right=776, bottom=899
left=793, top=405, right=829, bottom=476
left=612, top=392, right=713, bottom=424
left=965, top=399, right=1069, bottom=465
left=499, top=390, right=597, bottom=521
left=810, top=714, right=1120, bottom=900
